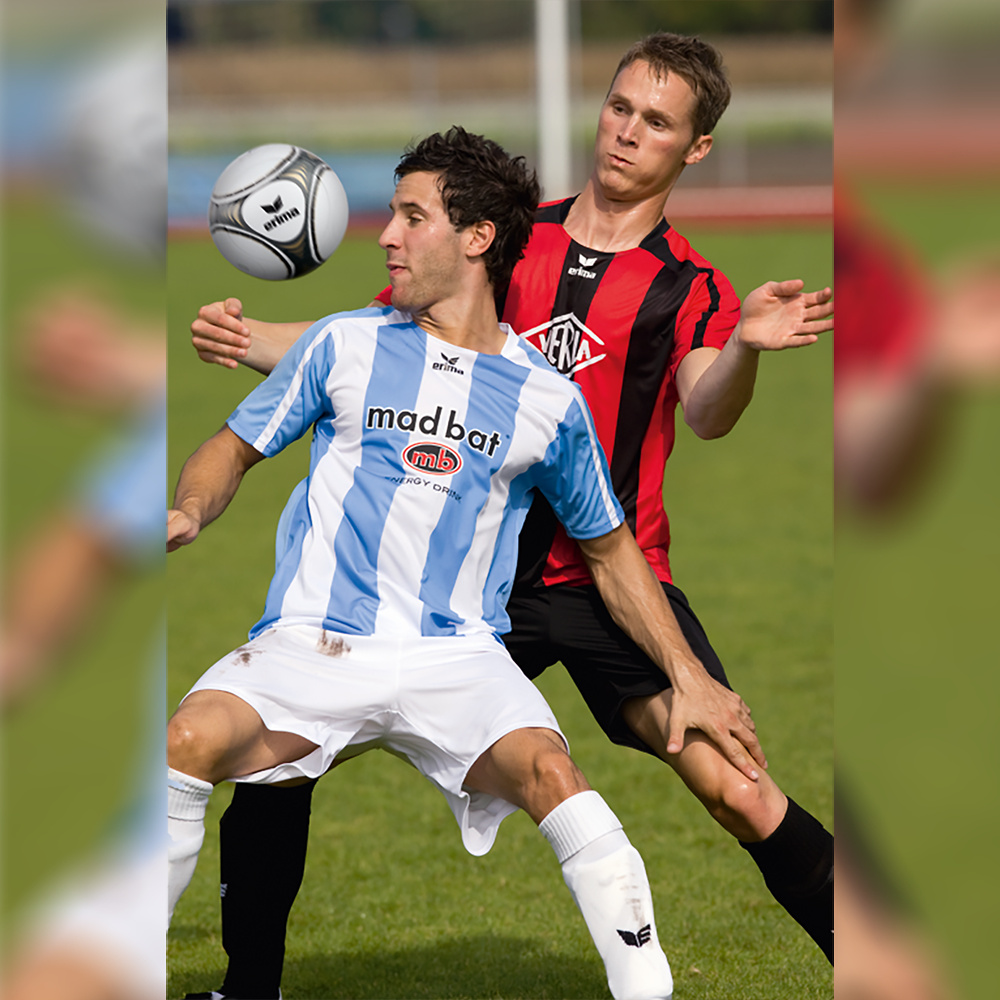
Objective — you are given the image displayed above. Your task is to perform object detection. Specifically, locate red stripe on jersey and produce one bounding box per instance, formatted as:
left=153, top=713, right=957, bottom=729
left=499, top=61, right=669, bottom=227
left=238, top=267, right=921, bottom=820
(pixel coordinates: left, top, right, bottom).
left=505, top=199, right=740, bottom=589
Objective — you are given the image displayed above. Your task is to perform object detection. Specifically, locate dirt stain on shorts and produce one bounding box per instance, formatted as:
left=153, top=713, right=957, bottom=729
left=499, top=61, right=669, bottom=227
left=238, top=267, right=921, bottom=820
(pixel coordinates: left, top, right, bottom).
left=317, top=631, right=351, bottom=657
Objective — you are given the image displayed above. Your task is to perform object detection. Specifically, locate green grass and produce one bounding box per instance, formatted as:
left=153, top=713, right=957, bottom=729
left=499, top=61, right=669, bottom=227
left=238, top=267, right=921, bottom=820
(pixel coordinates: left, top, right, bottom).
left=166, top=223, right=832, bottom=999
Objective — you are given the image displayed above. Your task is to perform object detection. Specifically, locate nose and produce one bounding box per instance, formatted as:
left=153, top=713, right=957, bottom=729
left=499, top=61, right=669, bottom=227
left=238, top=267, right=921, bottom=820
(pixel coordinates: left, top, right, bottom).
left=378, top=215, right=399, bottom=250
left=617, top=114, right=639, bottom=146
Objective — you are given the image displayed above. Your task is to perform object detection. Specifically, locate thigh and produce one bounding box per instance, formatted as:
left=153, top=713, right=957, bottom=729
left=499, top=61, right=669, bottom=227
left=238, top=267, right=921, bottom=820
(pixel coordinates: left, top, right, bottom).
left=169, top=689, right=318, bottom=784
left=552, top=582, right=731, bottom=756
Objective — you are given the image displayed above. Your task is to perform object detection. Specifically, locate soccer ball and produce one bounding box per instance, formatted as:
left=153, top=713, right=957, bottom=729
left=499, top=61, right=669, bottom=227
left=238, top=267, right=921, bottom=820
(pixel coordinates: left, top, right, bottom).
left=208, top=143, right=349, bottom=280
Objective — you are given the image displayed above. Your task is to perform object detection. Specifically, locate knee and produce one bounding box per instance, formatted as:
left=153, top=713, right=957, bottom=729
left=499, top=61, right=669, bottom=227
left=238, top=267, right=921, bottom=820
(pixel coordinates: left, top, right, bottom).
left=700, top=771, right=785, bottom=842
left=167, top=710, right=218, bottom=779
left=525, top=745, right=590, bottom=817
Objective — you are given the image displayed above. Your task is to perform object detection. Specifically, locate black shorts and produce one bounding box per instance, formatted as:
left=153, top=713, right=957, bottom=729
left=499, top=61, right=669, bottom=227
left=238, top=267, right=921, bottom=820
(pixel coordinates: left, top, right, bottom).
left=502, top=582, right=731, bottom=757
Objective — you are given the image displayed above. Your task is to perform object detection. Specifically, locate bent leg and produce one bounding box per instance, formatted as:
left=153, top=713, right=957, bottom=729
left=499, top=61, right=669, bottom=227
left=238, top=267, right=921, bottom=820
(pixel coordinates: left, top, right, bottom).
left=166, top=690, right=319, bottom=926
left=466, top=729, right=673, bottom=1000
left=623, top=690, right=833, bottom=962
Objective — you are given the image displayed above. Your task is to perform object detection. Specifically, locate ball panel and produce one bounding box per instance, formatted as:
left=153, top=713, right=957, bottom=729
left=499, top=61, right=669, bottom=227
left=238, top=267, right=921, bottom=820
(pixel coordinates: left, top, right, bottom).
left=240, top=179, right=307, bottom=241
left=209, top=227, right=294, bottom=281
left=210, top=143, right=298, bottom=200
left=312, top=168, right=350, bottom=262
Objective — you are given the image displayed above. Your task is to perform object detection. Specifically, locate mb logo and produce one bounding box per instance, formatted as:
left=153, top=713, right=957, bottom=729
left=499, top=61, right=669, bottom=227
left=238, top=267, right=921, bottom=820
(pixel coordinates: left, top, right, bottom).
left=520, top=312, right=607, bottom=377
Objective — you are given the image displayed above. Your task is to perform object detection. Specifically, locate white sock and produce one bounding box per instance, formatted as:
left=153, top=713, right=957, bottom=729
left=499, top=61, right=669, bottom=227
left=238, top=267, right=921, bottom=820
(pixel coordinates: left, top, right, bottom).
left=167, top=766, right=212, bottom=924
left=540, top=791, right=673, bottom=1000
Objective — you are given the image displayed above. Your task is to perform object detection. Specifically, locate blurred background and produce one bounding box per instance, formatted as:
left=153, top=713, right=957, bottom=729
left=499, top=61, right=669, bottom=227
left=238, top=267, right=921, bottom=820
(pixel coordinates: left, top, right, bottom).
left=167, top=0, right=832, bottom=230
left=2, top=0, right=996, bottom=997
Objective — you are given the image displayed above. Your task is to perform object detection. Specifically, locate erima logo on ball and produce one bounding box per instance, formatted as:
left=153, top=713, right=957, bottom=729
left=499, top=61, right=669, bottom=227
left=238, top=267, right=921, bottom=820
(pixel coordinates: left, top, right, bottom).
left=616, top=924, right=652, bottom=948
left=366, top=404, right=503, bottom=457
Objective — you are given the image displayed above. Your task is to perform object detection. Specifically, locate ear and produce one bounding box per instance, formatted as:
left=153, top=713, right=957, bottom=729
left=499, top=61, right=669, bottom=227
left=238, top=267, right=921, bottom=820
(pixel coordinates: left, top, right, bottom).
left=464, top=219, right=496, bottom=260
left=684, top=133, right=713, bottom=166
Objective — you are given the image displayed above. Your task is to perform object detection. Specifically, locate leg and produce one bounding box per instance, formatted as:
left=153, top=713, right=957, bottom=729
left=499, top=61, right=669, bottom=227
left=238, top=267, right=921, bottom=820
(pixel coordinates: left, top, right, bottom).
left=623, top=689, right=833, bottom=962
left=217, top=780, right=317, bottom=999
left=466, top=728, right=673, bottom=1000
left=167, top=690, right=319, bottom=926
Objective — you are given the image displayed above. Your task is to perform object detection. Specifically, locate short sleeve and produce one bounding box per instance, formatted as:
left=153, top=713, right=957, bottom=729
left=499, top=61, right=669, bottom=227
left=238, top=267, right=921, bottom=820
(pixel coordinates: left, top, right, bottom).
left=534, top=388, right=624, bottom=540
left=668, top=266, right=741, bottom=380
left=227, top=317, right=339, bottom=456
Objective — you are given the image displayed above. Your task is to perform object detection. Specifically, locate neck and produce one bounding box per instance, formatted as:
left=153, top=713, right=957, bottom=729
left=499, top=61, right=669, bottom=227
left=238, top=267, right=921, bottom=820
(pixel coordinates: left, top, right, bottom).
left=412, top=289, right=506, bottom=355
left=563, top=178, right=673, bottom=253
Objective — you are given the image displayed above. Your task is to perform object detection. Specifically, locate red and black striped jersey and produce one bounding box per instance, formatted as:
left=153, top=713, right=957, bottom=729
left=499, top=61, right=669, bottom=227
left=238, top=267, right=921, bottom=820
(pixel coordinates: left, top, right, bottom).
left=502, top=197, right=741, bottom=588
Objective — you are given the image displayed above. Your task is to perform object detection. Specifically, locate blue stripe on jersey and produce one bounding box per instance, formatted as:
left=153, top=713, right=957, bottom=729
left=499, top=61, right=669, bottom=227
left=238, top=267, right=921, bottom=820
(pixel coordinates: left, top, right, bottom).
left=227, top=320, right=339, bottom=456
left=251, top=477, right=311, bottom=638
left=418, top=353, right=531, bottom=636
left=542, top=392, right=624, bottom=538
left=324, top=320, right=426, bottom=634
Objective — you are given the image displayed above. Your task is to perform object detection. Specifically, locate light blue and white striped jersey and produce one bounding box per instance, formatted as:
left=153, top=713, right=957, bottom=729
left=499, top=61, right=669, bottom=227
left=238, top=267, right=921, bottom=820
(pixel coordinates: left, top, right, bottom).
left=227, top=306, right=623, bottom=639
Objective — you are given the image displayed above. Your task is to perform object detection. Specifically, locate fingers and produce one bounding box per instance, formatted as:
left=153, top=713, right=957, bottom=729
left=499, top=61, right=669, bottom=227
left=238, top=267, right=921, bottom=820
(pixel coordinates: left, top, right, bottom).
left=191, top=300, right=251, bottom=368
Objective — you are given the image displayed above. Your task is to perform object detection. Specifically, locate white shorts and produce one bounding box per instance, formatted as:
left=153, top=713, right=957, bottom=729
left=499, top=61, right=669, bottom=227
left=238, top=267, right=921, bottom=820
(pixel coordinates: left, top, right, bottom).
left=184, top=625, right=565, bottom=856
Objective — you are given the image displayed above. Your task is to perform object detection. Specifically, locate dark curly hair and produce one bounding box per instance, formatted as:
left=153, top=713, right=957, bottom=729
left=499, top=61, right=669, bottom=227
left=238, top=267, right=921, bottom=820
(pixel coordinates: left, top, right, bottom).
left=395, top=127, right=539, bottom=295
left=611, top=32, right=731, bottom=140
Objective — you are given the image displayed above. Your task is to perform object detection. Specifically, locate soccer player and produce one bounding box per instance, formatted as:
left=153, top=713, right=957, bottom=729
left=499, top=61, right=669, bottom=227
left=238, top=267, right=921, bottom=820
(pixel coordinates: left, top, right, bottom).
left=189, top=34, right=833, bottom=995
left=168, top=126, right=769, bottom=1000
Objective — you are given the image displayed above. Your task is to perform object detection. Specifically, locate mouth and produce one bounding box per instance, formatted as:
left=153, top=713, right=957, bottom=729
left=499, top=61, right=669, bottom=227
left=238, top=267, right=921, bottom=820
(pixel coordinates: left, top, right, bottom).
left=386, top=261, right=406, bottom=278
left=608, top=152, right=632, bottom=168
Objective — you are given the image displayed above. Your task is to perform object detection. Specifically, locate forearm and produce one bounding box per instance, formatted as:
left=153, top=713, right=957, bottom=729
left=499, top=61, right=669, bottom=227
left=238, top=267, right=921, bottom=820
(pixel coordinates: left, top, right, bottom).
left=682, top=328, right=760, bottom=439
left=580, top=525, right=704, bottom=687
left=242, top=319, right=312, bottom=375
left=171, top=426, right=262, bottom=533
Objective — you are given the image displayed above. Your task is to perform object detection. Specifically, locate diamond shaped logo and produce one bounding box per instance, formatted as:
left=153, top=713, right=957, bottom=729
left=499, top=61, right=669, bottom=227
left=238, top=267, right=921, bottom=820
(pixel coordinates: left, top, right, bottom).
left=520, top=312, right=607, bottom=376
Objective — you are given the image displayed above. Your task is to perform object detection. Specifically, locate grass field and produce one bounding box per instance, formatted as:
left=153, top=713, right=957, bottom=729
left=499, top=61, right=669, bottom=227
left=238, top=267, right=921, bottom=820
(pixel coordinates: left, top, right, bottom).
left=165, top=221, right=833, bottom=999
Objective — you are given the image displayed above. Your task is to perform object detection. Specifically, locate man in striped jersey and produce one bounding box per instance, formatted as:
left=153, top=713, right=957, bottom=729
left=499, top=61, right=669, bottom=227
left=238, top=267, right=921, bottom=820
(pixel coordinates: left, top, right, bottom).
left=168, top=127, right=766, bottom=1000
left=189, top=35, right=833, bottom=993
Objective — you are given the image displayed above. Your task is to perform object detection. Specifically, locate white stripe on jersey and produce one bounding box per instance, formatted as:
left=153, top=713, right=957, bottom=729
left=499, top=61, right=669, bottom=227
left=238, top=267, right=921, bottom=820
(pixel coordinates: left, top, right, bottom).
left=226, top=308, right=623, bottom=639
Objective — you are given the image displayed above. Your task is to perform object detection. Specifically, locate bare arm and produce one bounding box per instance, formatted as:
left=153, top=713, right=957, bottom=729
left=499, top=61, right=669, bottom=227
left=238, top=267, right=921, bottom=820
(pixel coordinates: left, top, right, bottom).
left=577, top=523, right=766, bottom=780
left=678, top=279, right=833, bottom=439
left=190, top=298, right=312, bottom=375
left=167, top=425, right=265, bottom=551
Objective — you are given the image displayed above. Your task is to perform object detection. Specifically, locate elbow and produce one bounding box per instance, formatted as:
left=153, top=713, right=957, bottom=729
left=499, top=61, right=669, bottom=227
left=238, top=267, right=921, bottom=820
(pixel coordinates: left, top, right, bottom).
left=685, top=412, right=735, bottom=440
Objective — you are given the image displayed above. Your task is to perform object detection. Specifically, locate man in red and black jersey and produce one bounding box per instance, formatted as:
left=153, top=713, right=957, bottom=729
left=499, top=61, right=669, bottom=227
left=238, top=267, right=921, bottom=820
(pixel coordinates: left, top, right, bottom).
left=188, top=33, right=833, bottom=998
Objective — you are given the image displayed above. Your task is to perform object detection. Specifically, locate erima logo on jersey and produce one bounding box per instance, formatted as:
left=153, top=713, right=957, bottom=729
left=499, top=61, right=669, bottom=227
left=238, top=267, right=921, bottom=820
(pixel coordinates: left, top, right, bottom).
left=617, top=924, right=652, bottom=948
left=366, top=404, right=503, bottom=458
left=432, top=352, right=465, bottom=375
left=520, top=312, right=607, bottom=376
left=567, top=253, right=599, bottom=279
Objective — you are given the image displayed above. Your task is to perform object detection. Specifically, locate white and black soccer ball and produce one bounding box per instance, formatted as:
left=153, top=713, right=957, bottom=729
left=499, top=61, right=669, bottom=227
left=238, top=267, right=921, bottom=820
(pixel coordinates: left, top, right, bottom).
left=208, top=144, right=349, bottom=280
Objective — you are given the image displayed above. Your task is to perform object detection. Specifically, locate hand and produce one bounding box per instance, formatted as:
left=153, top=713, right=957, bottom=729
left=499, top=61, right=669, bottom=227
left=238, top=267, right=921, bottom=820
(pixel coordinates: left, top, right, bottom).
left=191, top=298, right=251, bottom=369
left=736, top=279, right=833, bottom=352
left=167, top=508, right=200, bottom=552
left=20, top=288, right=164, bottom=407
left=666, top=670, right=767, bottom=781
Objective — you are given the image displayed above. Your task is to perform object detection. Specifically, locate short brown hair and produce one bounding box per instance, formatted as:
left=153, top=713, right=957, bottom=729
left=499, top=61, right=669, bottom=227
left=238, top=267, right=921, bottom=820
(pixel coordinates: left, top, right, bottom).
left=611, top=33, right=731, bottom=140
left=396, top=127, right=539, bottom=295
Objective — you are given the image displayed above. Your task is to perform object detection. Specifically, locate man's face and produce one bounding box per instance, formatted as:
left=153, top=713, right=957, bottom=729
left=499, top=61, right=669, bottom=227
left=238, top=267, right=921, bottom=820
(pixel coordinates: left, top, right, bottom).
left=378, top=171, right=466, bottom=313
left=593, top=59, right=712, bottom=203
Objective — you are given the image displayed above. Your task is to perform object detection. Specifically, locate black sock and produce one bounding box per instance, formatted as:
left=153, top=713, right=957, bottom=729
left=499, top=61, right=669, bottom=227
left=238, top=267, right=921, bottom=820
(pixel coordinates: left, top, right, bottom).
left=218, top=780, right=317, bottom=997
left=740, top=796, right=834, bottom=963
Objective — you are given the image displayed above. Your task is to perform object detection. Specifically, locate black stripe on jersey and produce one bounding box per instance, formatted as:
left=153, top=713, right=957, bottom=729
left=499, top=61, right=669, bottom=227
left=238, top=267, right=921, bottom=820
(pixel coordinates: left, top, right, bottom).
left=690, top=268, right=721, bottom=350
left=610, top=264, right=699, bottom=532
left=537, top=198, right=575, bottom=225
left=548, top=241, right=615, bottom=343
